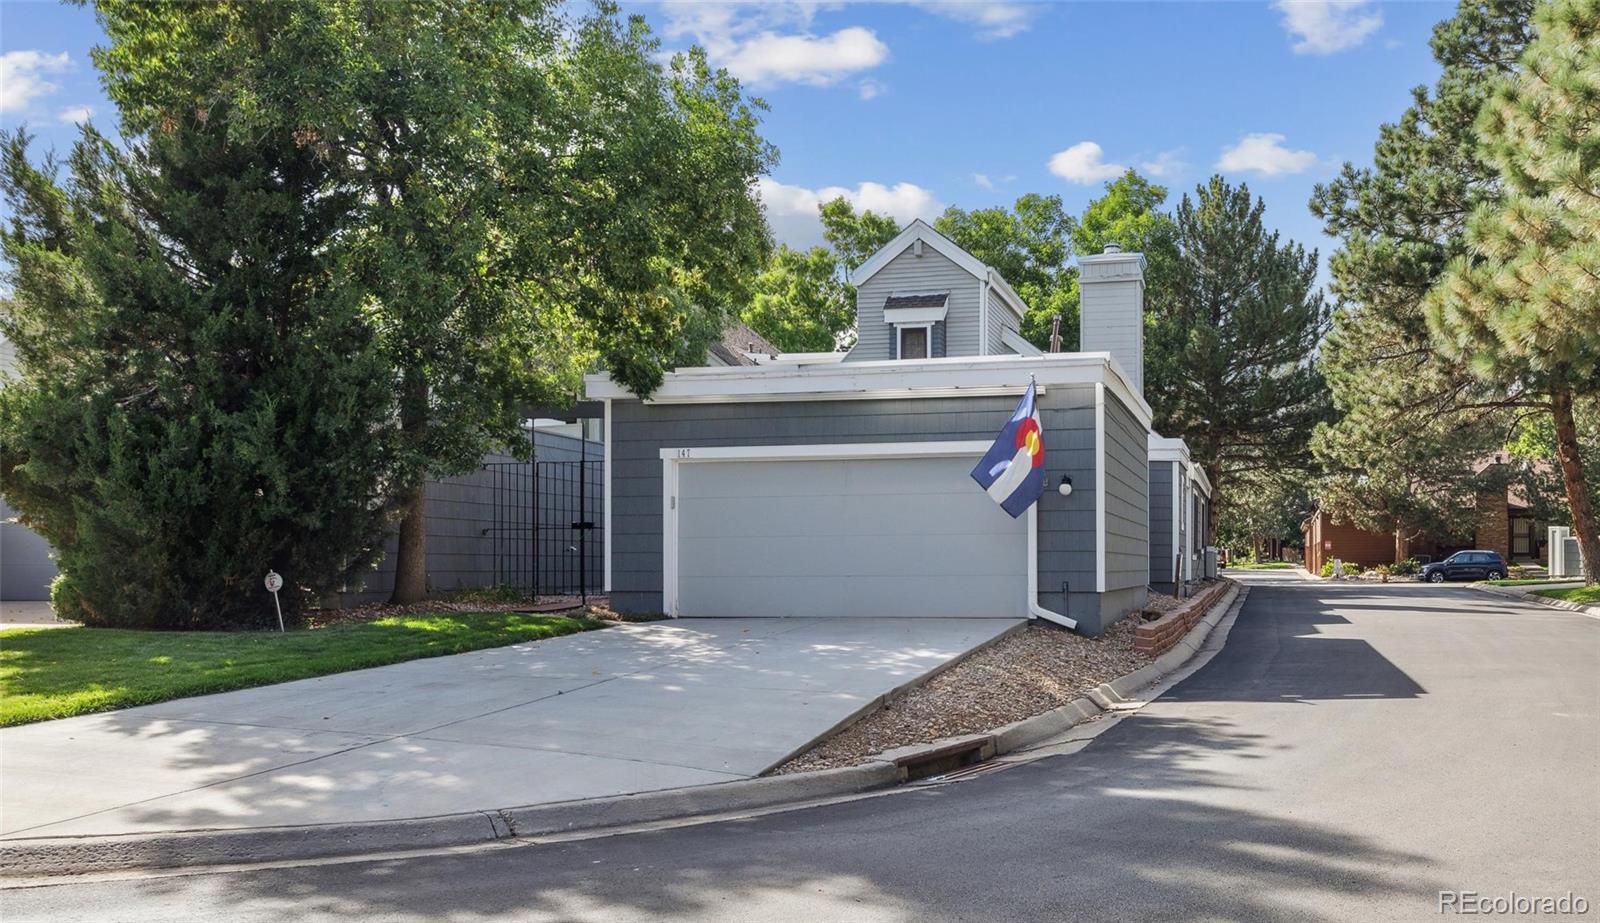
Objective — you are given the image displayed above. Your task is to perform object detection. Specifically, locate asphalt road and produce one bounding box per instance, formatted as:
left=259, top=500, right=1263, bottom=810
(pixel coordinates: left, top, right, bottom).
left=6, top=572, right=1598, bottom=922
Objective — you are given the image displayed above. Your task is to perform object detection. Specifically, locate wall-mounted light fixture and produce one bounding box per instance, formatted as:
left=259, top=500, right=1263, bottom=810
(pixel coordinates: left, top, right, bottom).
left=1057, top=474, right=1074, bottom=497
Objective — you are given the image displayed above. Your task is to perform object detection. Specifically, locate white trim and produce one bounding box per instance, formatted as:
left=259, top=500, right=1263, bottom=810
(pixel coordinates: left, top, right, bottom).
left=1148, top=433, right=1191, bottom=465
left=986, top=271, right=1028, bottom=321
left=978, top=277, right=989, bottom=357
left=603, top=398, right=613, bottom=592
left=1190, top=463, right=1213, bottom=498
left=895, top=323, right=934, bottom=360
left=585, top=353, right=1152, bottom=430
left=765, top=351, right=846, bottom=364
left=658, top=439, right=1073, bottom=629
left=1172, top=461, right=1182, bottom=584
left=851, top=219, right=988, bottom=286
left=883, top=305, right=948, bottom=325
left=1001, top=327, right=1043, bottom=357
left=1095, top=382, right=1106, bottom=594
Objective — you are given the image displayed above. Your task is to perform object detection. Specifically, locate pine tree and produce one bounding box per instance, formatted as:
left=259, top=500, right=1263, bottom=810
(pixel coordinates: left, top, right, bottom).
left=1425, top=0, right=1600, bottom=581
left=1158, top=177, right=1331, bottom=540
left=0, top=118, right=405, bottom=628
left=1310, top=0, right=1539, bottom=563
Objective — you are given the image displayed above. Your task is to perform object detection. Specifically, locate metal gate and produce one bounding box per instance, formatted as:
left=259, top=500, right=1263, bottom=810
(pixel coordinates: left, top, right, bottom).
left=482, top=458, right=602, bottom=599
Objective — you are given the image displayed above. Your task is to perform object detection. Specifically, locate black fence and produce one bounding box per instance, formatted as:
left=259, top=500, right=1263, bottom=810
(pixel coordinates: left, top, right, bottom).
left=482, top=458, right=603, bottom=599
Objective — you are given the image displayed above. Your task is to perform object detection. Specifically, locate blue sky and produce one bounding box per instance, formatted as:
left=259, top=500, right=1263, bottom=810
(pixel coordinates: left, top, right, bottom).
left=2, top=1, right=1456, bottom=291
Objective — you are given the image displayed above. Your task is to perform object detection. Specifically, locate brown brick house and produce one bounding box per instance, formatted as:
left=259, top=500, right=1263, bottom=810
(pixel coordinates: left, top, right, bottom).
left=1302, top=486, right=1550, bottom=574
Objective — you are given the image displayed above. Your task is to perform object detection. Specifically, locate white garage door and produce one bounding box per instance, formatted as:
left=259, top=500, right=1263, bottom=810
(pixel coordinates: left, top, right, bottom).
left=673, top=454, right=1028, bottom=618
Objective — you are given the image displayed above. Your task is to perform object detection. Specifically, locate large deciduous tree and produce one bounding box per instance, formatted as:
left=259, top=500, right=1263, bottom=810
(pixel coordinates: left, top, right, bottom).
left=1157, top=176, right=1331, bottom=540
left=1, top=0, right=776, bottom=621
left=741, top=197, right=899, bottom=353
left=935, top=193, right=1075, bottom=347
left=1425, top=0, right=1600, bottom=582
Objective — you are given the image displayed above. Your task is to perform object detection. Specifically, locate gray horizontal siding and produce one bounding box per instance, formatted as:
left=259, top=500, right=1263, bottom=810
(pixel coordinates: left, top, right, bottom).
left=609, top=384, right=1142, bottom=633
left=1102, top=393, right=1149, bottom=613
left=847, top=244, right=981, bottom=361
left=1148, top=461, right=1176, bottom=592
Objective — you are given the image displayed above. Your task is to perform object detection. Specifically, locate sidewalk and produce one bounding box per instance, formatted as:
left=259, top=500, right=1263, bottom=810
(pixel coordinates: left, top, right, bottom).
left=0, top=617, right=1017, bottom=840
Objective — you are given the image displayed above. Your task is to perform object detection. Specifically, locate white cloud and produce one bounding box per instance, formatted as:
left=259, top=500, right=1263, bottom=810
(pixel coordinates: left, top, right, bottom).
left=1274, top=1, right=1383, bottom=55
left=1048, top=141, right=1127, bottom=185
left=1139, top=149, right=1188, bottom=179
left=722, top=27, right=889, bottom=86
left=1216, top=133, right=1318, bottom=177
left=56, top=105, right=93, bottom=124
left=1, top=51, right=72, bottom=114
left=858, top=78, right=885, bottom=100
left=908, top=2, right=1041, bottom=40
left=973, top=173, right=994, bottom=190
left=758, top=176, right=941, bottom=248
left=660, top=4, right=888, bottom=88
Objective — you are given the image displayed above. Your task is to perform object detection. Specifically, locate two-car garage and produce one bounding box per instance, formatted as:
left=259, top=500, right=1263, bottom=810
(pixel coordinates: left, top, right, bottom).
left=663, top=444, right=1029, bottom=619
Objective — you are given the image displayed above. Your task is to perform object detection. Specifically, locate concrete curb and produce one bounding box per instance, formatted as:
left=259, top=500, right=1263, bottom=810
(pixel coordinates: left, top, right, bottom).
left=0, top=595, right=1238, bottom=879
left=0, top=761, right=899, bottom=879
left=1471, top=583, right=1599, bottom=617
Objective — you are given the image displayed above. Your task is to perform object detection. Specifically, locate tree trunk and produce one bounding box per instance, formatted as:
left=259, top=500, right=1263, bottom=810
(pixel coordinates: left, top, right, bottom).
left=1393, top=526, right=1408, bottom=565
left=389, top=371, right=430, bottom=604
left=1551, top=384, right=1599, bottom=585
left=1204, top=462, right=1222, bottom=546
left=390, top=483, right=428, bottom=603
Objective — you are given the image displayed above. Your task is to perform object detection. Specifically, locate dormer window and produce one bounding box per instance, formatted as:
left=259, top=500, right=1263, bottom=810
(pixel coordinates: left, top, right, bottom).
left=884, top=292, right=948, bottom=361
left=898, top=325, right=930, bottom=360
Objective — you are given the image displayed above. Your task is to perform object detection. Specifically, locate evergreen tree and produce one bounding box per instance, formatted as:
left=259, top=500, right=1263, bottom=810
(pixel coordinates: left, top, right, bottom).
left=1425, top=0, right=1600, bottom=581
left=1309, top=0, right=1538, bottom=561
left=1158, top=177, right=1331, bottom=540
left=0, top=118, right=405, bottom=628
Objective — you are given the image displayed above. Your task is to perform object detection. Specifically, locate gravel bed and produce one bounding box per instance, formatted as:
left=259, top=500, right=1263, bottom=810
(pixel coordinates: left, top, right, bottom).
left=773, top=615, right=1152, bottom=774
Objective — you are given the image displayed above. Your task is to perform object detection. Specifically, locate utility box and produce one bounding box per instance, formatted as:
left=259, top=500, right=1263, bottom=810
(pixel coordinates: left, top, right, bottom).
left=1558, top=535, right=1583, bottom=579
left=1203, top=547, right=1219, bottom=579
left=1549, top=526, right=1574, bottom=578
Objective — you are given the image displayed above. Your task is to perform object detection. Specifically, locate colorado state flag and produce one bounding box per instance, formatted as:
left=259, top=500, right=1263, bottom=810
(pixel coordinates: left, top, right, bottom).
left=971, top=381, right=1045, bottom=518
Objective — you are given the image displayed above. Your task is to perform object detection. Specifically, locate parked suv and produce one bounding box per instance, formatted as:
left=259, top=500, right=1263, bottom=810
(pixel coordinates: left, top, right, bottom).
left=1420, top=550, right=1508, bottom=583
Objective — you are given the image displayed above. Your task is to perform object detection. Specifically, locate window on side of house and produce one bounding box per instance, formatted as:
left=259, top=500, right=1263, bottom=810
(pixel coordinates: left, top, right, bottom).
left=898, top=325, right=929, bottom=360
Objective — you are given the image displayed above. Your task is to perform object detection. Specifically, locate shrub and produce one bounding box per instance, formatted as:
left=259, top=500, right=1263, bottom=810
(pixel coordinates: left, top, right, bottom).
left=1392, top=558, right=1421, bottom=576
left=1320, top=560, right=1336, bottom=578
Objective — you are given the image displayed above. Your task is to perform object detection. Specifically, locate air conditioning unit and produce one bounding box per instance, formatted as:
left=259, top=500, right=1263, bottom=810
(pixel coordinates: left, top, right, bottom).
left=1559, top=536, right=1583, bottom=579
left=1203, top=547, right=1219, bottom=580
left=1548, top=526, right=1573, bottom=578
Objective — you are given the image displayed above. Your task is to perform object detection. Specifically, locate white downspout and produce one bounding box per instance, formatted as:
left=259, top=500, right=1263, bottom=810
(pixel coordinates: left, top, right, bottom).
left=1027, top=505, right=1078, bottom=630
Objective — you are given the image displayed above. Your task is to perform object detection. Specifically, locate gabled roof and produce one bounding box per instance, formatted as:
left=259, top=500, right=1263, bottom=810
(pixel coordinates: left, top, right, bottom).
left=706, top=320, right=779, bottom=367
left=851, top=220, right=987, bottom=287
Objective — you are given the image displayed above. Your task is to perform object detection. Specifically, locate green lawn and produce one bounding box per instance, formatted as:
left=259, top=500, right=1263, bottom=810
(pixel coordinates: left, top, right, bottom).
left=1227, top=562, right=1298, bottom=570
left=0, top=612, right=602, bottom=727
left=1532, top=585, right=1600, bottom=605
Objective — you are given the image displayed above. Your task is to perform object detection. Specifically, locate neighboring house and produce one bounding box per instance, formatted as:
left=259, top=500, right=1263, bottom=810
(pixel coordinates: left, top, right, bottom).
left=1301, top=472, right=1554, bottom=574
left=586, top=220, right=1186, bottom=635
left=0, top=333, right=60, bottom=602
left=1148, top=436, right=1214, bottom=594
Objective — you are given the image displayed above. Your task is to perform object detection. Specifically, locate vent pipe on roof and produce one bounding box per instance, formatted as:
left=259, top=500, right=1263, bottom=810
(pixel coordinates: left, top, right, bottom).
left=1103, top=243, right=1122, bottom=254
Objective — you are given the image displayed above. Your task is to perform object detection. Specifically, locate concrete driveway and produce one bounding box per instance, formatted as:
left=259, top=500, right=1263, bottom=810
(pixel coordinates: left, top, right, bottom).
left=0, top=617, right=1017, bottom=840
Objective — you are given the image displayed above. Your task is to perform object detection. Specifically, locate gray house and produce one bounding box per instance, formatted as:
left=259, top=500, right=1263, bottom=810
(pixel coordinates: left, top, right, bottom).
left=587, top=221, right=1178, bottom=635
left=1148, top=435, right=1214, bottom=594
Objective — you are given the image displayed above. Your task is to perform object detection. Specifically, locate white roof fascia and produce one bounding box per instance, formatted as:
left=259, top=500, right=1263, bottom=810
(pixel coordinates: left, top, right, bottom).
left=850, top=219, right=988, bottom=286
left=1148, top=433, right=1191, bottom=465
left=883, top=304, right=949, bottom=325
left=1000, top=327, right=1043, bottom=357
left=585, top=352, right=1153, bottom=430
left=986, top=270, right=1028, bottom=321
left=765, top=351, right=846, bottom=364
left=1191, top=463, right=1214, bottom=498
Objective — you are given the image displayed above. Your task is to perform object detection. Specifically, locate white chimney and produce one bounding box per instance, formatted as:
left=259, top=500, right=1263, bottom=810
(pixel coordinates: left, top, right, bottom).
left=1078, top=244, right=1146, bottom=394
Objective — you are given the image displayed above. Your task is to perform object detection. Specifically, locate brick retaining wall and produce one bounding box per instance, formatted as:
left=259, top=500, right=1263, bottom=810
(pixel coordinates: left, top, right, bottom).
left=1134, top=580, right=1235, bottom=656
